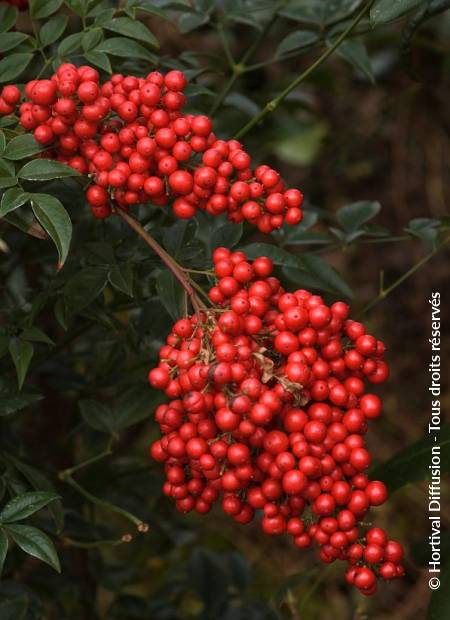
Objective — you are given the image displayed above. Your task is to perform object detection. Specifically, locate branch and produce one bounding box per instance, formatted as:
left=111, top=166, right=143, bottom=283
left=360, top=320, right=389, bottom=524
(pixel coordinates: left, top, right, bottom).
left=361, top=236, right=449, bottom=314
left=234, top=0, right=375, bottom=139
left=116, top=208, right=207, bottom=315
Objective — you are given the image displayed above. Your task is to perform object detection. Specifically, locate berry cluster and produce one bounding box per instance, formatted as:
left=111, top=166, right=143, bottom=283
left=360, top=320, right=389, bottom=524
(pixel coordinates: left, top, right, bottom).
left=148, top=249, right=404, bottom=595
left=0, top=67, right=303, bottom=232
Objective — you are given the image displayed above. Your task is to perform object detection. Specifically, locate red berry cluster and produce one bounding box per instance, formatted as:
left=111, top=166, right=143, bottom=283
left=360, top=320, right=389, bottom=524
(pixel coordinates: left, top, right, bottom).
left=0, top=66, right=303, bottom=232
left=148, top=248, right=404, bottom=595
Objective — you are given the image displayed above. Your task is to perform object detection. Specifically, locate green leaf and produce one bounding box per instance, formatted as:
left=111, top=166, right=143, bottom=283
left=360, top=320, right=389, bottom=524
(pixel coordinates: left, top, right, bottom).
left=94, top=9, right=116, bottom=26
left=0, top=188, right=30, bottom=218
left=299, top=253, right=353, bottom=298
left=31, top=194, right=72, bottom=268
left=113, top=385, right=164, bottom=430
left=336, top=39, right=374, bottom=82
left=156, top=271, right=185, bottom=321
left=427, top=558, right=450, bottom=619
left=104, top=18, right=158, bottom=47
left=178, top=12, right=209, bottom=33
left=336, top=201, right=381, bottom=232
left=276, top=30, right=319, bottom=56
left=0, top=392, right=43, bottom=417
left=210, top=222, right=243, bottom=251
left=64, top=0, right=86, bottom=16
left=242, top=243, right=300, bottom=269
left=64, top=266, right=108, bottom=314
left=370, top=425, right=450, bottom=492
left=39, top=14, right=69, bottom=48
left=371, top=0, right=423, bottom=23
left=108, top=263, right=134, bottom=297
left=82, top=28, right=104, bottom=52
left=405, top=217, right=439, bottom=246
left=94, top=37, right=157, bottom=61
left=0, top=492, right=60, bottom=523
left=0, top=5, right=17, bottom=34
left=8, top=338, right=34, bottom=390
left=79, top=399, right=114, bottom=434
left=1, top=454, right=63, bottom=532
left=20, top=326, right=54, bottom=345
left=3, top=134, right=43, bottom=161
left=223, top=92, right=259, bottom=117
left=0, top=529, right=7, bottom=576
left=0, top=33, right=28, bottom=54
left=4, top=524, right=60, bottom=572
left=0, top=177, right=17, bottom=189
left=0, top=131, right=5, bottom=155
left=57, top=32, right=82, bottom=56
left=163, top=219, right=197, bottom=258
left=30, top=0, right=64, bottom=19
left=0, top=597, right=27, bottom=620
left=84, top=50, right=112, bottom=73
left=0, top=54, right=33, bottom=84
left=18, top=159, right=80, bottom=181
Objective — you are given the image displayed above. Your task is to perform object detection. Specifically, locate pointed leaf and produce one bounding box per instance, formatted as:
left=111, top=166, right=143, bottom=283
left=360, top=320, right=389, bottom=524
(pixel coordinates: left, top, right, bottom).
left=104, top=17, right=158, bottom=47
left=0, top=188, right=30, bottom=218
left=0, top=491, right=60, bottom=523
left=371, top=0, right=423, bottom=23
left=94, top=37, right=157, bottom=61
left=3, top=134, right=43, bottom=161
left=156, top=270, right=185, bottom=321
left=0, top=5, right=18, bottom=33
left=0, top=54, right=33, bottom=83
left=18, top=159, right=80, bottom=181
left=31, top=194, right=72, bottom=268
left=336, top=39, right=374, bottom=82
left=336, top=201, right=381, bottom=232
left=39, top=14, right=68, bottom=47
left=64, top=266, right=108, bottom=314
left=276, top=30, right=319, bottom=56
left=8, top=338, right=34, bottom=390
left=79, top=399, right=114, bottom=434
left=30, top=0, right=63, bottom=19
left=5, top=524, right=60, bottom=572
left=108, top=263, right=134, bottom=297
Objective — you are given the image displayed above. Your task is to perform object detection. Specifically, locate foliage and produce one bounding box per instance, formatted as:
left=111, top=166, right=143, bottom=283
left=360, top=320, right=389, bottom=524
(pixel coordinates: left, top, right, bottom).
left=0, top=0, right=448, bottom=618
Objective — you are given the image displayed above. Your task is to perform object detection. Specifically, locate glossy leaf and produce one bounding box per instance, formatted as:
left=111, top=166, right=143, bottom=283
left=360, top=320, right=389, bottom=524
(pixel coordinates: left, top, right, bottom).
left=31, top=194, right=72, bottom=268
left=156, top=271, right=185, bottom=321
left=3, top=134, right=43, bottom=161
left=108, top=263, right=134, bottom=297
left=0, top=54, right=33, bottom=83
left=8, top=338, right=34, bottom=390
left=336, top=201, right=381, bottom=232
left=18, top=159, right=80, bottom=181
left=4, top=524, right=60, bottom=572
left=94, top=37, right=157, bottom=61
left=64, top=267, right=108, bottom=314
left=30, top=0, right=64, bottom=20
left=39, top=14, right=68, bottom=47
left=0, top=33, right=28, bottom=54
left=0, top=188, right=30, bottom=218
left=80, top=399, right=114, bottom=434
left=0, top=5, right=17, bottom=34
left=0, top=529, right=7, bottom=576
left=104, top=18, right=158, bottom=47
left=0, top=492, right=60, bottom=523
left=276, top=30, right=319, bottom=56
left=371, top=0, right=423, bottom=23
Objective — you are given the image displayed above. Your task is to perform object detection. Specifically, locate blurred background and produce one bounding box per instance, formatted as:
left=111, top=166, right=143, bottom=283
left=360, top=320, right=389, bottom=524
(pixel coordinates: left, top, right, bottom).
left=0, top=1, right=449, bottom=619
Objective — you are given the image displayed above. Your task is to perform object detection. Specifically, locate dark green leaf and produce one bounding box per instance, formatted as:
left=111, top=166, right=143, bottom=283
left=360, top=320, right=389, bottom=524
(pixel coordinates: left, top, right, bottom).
left=178, top=12, right=209, bottom=33
left=1, top=454, right=63, bottom=532
left=30, top=0, right=63, bottom=19
left=19, top=159, right=80, bottom=181
left=0, top=5, right=17, bottom=34
left=58, top=32, right=82, bottom=56
left=113, top=385, right=163, bottom=430
left=39, top=14, right=68, bottom=47
left=82, top=28, right=104, bottom=52
left=84, top=50, right=112, bottom=73
left=299, top=253, right=353, bottom=298
left=64, top=266, right=108, bottom=314
left=0, top=492, right=60, bottom=523
left=156, top=271, right=185, bottom=321
left=94, top=37, right=157, bottom=61
left=371, top=0, right=423, bottom=23
left=0, top=33, right=28, bottom=54
left=104, top=18, right=158, bottom=47
left=405, top=218, right=439, bottom=245
left=3, top=134, right=43, bottom=161
left=242, top=243, right=300, bottom=268
left=210, top=222, right=243, bottom=251
left=0, top=392, right=43, bottom=417
left=371, top=425, right=450, bottom=492
left=79, top=399, right=114, bottom=433
left=94, top=9, right=116, bottom=26
left=0, top=131, right=5, bottom=155
left=336, top=201, right=381, bottom=232
left=163, top=219, right=197, bottom=258
left=223, top=92, right=259, bottom=117
left=0, top=177, right=17, bottom=189
left=8, top=339, right=34, bottom=390
left=273, top=122, right=328, bottom=166
left=0, top=54, right=33, bottom=83
left=108, top=263, right=134, bottom=297
left=4, top=524, right=60, bottom=572
left=276, top=30, right=319, bottom=56
left=0, top=189, right=30, bottom=218
left=31, top=194, right=72, bottom=268
left=64, top=0, right=86, bottom=16
left=0, top=529, right=7, bottom=576
left=20, top=326, right=54, bottom=345
left=336, top=39, right=374, bottom=82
